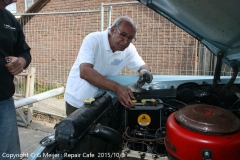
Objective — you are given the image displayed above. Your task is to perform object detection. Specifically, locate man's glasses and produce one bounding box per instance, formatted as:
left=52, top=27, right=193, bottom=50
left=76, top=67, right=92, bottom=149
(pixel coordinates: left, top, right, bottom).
left=116, top=26, right=136, bottom=42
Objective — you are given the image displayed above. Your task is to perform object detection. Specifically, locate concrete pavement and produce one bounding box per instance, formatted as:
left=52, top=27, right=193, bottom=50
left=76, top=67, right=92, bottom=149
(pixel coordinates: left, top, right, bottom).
left=18, top=120, right=56, bottom=160
left=15, top=97, right=66, bottom=159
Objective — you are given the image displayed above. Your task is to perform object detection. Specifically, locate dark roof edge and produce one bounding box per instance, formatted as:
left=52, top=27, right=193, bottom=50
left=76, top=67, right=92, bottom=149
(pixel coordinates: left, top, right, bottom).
left=26, top=0, right=50, bottom=13
left=19, top=0, right=50, bottom=25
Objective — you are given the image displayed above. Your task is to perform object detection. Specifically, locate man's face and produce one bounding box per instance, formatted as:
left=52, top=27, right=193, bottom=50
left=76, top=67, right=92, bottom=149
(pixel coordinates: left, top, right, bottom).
left=0, top=0, right=16, bottom=9
left=110, top=21, right=136, bottom=52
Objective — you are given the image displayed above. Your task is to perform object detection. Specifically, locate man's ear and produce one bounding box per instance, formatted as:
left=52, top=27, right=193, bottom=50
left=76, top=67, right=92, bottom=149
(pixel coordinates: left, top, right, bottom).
left=110, top=26, right=116, bottom=34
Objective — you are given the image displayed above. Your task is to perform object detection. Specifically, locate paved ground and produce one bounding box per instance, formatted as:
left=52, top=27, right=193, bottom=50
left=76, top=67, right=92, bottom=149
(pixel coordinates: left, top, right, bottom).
left=17, top=97, right=65, bottom=159
left=11, top=94, right=65, bottom=159
left=32, top=98, right=66, bottom=118
left=18, top=120, right=56, bottom=159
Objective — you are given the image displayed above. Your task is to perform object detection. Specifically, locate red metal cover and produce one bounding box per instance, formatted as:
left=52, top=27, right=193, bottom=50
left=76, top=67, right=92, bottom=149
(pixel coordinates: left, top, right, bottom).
left=175, top=104, right=240, bottom=134
left=165, top=112, right=240, bottom=160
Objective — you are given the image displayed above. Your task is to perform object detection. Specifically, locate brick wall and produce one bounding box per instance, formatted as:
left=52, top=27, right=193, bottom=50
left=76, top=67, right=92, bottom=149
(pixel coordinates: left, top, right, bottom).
left=17, top=0, right=39, bottom=12
left=16, top=0, right=196, bottom=88
left=16, top=0, right=25, bottom=13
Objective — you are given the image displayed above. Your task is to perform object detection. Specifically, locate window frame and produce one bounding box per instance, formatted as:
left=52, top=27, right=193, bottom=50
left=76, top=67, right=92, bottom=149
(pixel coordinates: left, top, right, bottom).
left=25, top=0, right=34, bottom=11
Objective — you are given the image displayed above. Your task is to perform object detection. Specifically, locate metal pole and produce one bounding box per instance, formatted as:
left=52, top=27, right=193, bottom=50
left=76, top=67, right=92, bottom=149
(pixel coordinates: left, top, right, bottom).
left=101, top=1, right=139, bottom=31
left=15, top=87, right=65, bottom=109
left=102, top=1, right=139, bottom=6
left=107, top=6, right=112, bottom=27
left=13, top=10, right=102, bottom=16
left=100, top=3, right=104, bottom=31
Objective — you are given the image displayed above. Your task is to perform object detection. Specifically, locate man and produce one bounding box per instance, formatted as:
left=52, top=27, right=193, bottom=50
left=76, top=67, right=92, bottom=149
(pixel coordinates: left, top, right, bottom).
left=64, top=16, right=152, bottom=115
left=0, top=0, right=31, bottom=158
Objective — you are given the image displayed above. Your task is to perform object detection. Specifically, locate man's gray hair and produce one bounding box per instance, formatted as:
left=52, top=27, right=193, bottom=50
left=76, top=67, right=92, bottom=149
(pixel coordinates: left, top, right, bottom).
left=112, top=16, right=137, bottom=31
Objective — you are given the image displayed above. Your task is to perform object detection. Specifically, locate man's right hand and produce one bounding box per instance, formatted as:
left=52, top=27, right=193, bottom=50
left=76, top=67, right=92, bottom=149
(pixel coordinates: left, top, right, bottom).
left=116, top=85, right=135, bottom=108
left=80, top=63, right=135, bottom=108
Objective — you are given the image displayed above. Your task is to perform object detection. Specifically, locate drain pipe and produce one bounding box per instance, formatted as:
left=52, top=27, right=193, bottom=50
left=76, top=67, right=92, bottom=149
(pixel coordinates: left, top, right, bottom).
left=89, top=124, right=123, bottom=152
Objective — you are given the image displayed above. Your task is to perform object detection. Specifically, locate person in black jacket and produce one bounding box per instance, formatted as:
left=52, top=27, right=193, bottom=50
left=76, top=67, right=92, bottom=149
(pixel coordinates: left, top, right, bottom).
left=0, top=0, right=31, bottom=158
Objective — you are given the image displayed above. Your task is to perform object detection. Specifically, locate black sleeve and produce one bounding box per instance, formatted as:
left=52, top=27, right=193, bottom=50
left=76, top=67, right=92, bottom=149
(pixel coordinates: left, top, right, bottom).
left=13, top=20, right=31, bottom=69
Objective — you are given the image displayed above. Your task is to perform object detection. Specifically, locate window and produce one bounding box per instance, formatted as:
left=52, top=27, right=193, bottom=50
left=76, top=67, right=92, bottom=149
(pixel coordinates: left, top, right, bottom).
left=6, top=3, right=16, bottom=13
left=25, top=0, right=34, bottom=11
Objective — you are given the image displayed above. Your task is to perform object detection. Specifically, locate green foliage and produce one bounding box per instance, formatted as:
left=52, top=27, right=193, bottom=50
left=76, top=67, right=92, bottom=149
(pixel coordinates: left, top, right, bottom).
left=34, top=79, right=64, bottom=99
left=15, top=76, right=64, bottom=99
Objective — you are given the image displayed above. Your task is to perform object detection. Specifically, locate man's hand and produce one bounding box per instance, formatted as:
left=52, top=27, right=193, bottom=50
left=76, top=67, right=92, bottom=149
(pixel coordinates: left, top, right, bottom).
left=5, top=56, right=26, bottom=75
left=116, top=85, right=135, bottom=108
left=137, top=69, right=153, bottom=88
left=80, top=63, right=136, bottom=108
